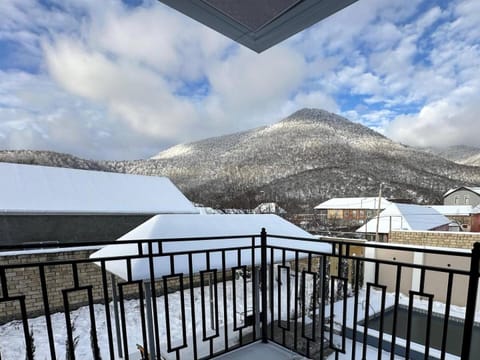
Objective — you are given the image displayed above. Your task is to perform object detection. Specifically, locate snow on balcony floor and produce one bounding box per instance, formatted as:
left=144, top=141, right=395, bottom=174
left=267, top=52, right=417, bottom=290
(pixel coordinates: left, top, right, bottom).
left=212, top=341, right=307, bottom=360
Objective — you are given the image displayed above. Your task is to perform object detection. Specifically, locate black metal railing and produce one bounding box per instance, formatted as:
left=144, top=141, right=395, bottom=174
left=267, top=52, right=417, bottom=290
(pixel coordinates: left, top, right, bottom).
left=0, top=231, right=479, bottom=360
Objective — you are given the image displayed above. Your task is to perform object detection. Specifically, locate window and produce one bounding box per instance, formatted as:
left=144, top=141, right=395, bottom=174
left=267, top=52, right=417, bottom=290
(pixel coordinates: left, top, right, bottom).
left=455, top=196, right=459, bottom=205
left=465, top=196, right=470, bottom=205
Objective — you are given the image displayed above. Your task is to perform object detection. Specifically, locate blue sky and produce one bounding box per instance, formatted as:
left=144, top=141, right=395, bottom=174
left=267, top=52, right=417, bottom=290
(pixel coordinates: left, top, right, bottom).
left=0, top=0, right=479, bottom=160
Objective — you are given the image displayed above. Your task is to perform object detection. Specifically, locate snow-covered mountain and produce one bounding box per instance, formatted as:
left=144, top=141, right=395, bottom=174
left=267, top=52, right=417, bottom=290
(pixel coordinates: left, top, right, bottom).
left=423, top=145, right=480, bottom=167
left=0, top=150, right=110, bottom=171
left=110, top=109, right=480, bottom=210
left=2, top=109, right=480, bottom=211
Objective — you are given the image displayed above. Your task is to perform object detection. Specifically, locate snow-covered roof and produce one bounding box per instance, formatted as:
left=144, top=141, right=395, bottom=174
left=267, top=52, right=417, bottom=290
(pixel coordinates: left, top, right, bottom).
left=430, top=205, right=473, bottom=216
left=253, top=202, right=286, bottom=214
left=196, top=206, right=223, bottom=215
left=356, top=203, right=451, bottom=234
left=0, top=162, right=198, bottom=215
left=314, top=197, right=391, bottom=210
left=443, top=187, right=480, bottom=197
left=473, top=205, right=480, bottom=215
left=90, top=214, right=330, bottom=280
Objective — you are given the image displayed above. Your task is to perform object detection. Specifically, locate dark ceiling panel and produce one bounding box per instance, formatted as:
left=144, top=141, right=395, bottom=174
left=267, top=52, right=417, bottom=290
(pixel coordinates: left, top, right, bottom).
left=202, top=0, right=302, bottom=32
left=158, top=0, right=358, bottom=53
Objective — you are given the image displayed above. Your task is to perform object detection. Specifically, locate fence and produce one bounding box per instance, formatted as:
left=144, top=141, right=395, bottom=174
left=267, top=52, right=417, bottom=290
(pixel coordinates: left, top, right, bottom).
left=0, top=231, right=479, bottom=360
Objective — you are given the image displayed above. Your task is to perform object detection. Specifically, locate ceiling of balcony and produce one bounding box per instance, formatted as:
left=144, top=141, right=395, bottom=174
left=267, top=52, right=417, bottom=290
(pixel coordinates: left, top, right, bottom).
left=157, top=0, right=358, bottom=52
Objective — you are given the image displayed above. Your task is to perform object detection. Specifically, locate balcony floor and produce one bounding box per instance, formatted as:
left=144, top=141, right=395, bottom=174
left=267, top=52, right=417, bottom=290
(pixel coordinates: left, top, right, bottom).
left=212, top=341, right=308, bottom=360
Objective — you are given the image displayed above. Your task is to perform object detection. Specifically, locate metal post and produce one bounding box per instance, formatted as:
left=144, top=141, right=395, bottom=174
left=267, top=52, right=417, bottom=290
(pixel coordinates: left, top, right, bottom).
left=375, top=183, right=383, bottom=242
left=261, top=228, right=268, bottom=343
left=144, top=282, right=156, bottom=360
left=209, top=272, right=215, bottom=330
left=111, top=274, right=123, bottom=358
left=253, top=266, right=261, bottom=338
left=461, top=242, right=480, bottom=359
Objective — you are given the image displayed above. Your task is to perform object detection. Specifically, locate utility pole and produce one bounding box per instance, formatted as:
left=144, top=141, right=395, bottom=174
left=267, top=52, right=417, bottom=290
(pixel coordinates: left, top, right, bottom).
left=375, top=183, right=383, bottom=242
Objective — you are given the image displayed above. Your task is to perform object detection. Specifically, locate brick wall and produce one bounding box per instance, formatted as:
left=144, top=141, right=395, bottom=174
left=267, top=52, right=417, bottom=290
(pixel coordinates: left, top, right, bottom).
left=390, top=230, right=480, bottom=249
left=0, top=248, right=210, bottom=324
left=0, top=249, right=113, bottom=323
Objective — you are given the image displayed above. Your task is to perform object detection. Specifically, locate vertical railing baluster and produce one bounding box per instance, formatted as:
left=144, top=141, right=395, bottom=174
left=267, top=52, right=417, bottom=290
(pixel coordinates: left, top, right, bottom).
left=440, top=272, right=454, bottom=360
left=0, top=268, right=8, bottom=298
left=188, top=253, right=198, bottom=360
left=222, top=250, right=229, bottom=352
left=63, top=290, right=76, bottom=360
left=461, top=242, right=480, bottom=360
left=261, top=228, right=268, bottom=343
left=389, top=264, right=402, bottom=360
left=237, top=248, right=243, bottom=346
left=19, top=296, right=34, bottom=360
left=269, top=247, right=275, bottom=341
left=100, top=261, right=115, bottom=360
left=351, top=259, right=360, bottom=360
left=281, top=250, right=287, bottom=346
left=39, top=265, right=56, bottom=359
left=87, top=288, right=100, bottom=360
left=111, top=274, right=123, bottom=358
left=319, top=253, right=327, bottom=358
left=147, top=241, right=161, bottom=359
left=118, top=284, right=129, bottom=360
left=293, top=250, right=299, bottom=351
left=251, top=236, right=257, bottom=341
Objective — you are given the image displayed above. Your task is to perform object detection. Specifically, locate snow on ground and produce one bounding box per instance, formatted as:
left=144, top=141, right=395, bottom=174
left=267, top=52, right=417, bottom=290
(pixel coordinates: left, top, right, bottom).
left=0, top=280, right=248, bottom=360
left=0, top=275, right=474, bottom=359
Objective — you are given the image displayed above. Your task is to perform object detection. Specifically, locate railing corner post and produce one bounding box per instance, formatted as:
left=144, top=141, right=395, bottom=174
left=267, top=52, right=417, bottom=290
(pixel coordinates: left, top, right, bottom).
left=461, top=242, right=480, bottom=359
left=260, top=228, right=268, bottom=343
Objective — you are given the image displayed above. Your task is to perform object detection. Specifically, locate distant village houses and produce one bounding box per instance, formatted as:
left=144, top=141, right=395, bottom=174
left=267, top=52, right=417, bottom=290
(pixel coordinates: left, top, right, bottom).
left=253, top=202, right=287, bottom=215
left=314, top=197, right=392, bottom=230
left=443, top=186, right=480, bottom=207
left=356, top=203, right=451, bottom=242
left=430, top=205, right=473, bottom=231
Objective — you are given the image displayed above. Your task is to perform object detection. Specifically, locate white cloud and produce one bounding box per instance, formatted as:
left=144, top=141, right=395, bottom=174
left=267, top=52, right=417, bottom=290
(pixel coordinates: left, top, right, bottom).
left=28, top=0, right=310, bottom=156
left=0, top=0, right=479, bottom=159
left=281, top=91, right=339, bottom=118
left=386, top=84, right=480, bottom=147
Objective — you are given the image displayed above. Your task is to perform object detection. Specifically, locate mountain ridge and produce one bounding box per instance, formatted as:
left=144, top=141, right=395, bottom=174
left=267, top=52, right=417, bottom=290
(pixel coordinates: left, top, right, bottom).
left=423, top=145, right=480, bottom=167
left=2, top=108, right=480, bottom=211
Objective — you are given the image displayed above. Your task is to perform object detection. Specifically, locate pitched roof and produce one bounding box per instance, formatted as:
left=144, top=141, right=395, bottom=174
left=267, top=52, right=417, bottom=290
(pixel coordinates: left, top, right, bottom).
left=158, top=0, right=358, bottom=53
left=90, top=214, right=328, bottom=280
left=430, top=205, right=473, bottom=216
left=356, top=204, right=451, bottom=234
left=443, top=187, right=480, bottom=197
left=314, top=197, right=391, bottom=210
left=0, top=162, right=198, bottom=215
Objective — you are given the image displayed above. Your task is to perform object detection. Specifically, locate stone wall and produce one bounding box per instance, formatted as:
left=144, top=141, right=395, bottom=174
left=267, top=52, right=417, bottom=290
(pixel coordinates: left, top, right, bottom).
left=0, top=248, right=112, bottom=323
left=0, top=248, right=210, bottom=324
left=389, top=230, right=480, bottom=249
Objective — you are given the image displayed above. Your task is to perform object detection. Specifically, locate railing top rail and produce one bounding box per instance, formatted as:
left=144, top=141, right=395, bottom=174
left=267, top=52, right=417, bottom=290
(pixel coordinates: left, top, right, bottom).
left=0, top=232, right=475, bottom=259
left=1, top=245, right=472, bottom=277
left=0, top=234, right=261, bottom=252
left=268, top=234, right=473, bottom=257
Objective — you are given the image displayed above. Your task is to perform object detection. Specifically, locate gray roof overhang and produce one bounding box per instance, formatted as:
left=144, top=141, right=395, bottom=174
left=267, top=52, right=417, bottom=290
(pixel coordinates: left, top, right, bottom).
left=158, top=0, right=358, bottom=53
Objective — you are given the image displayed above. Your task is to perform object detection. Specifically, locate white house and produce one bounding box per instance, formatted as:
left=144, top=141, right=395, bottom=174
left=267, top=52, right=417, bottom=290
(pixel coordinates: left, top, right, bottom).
left=443, top=187, right=480, bottom=207
left=356, top=203, right=451, bottom=241
left=253, top=202, right=286, bottom=215
left=314, top=197, right=392, bottom=227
